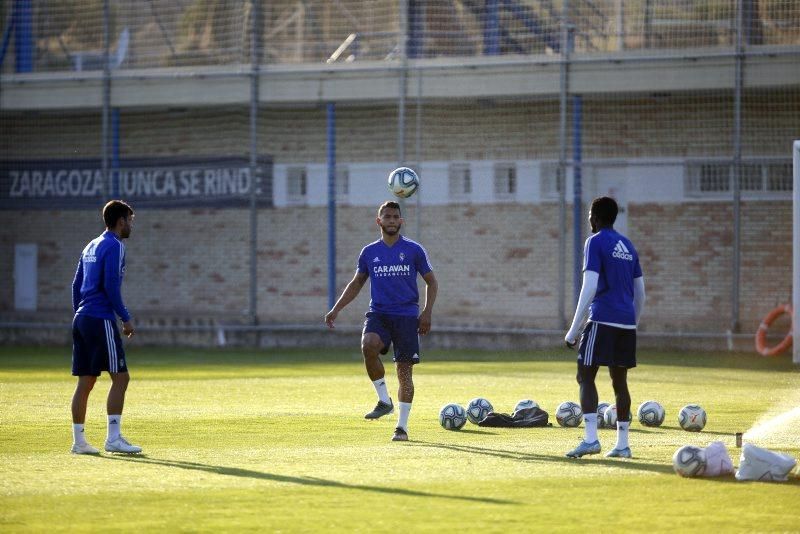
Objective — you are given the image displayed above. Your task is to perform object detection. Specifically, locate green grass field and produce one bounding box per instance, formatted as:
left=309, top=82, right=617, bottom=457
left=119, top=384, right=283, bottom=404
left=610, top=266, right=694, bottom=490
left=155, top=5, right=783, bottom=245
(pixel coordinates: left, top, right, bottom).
left=1, top=346, right=799, bottom=532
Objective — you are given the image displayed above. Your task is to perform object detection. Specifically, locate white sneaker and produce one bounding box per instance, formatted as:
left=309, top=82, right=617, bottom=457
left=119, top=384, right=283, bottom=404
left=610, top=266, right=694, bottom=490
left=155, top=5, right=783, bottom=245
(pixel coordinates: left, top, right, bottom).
left=104, top=435, right=142, bottom=453
left=71, top=442, right=100, bottom=455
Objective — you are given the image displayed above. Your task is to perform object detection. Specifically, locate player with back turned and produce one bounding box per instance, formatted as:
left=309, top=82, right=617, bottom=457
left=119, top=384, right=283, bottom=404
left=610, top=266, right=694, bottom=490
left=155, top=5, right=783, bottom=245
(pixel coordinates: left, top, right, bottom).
left=564, top=196, right=646, bottom=459
left=325, top=200, right=438, bottom=442
left=70, top=200, right=142, bottom=454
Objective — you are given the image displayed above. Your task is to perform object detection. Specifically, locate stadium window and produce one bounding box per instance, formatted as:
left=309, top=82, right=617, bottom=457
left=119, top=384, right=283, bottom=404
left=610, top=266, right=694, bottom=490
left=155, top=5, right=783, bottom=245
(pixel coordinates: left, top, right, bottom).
left=335, top=166, right=349, bottom=203
left=287, top=166, right=307, bottom=204
left=540, top=161, right=560, bottom=199
left=448, top=163, right=471, bottom=201
left=739, top=164, right=763, bottom=191
left=767, top=163, right=792, bottom=192
left=493, top=163, right=516, bottom=200
left=685, top=160, right=792, bottom=197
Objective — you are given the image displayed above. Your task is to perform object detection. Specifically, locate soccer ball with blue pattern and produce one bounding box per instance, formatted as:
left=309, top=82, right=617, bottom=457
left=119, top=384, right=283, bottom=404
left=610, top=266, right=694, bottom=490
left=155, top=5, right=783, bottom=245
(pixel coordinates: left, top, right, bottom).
left=466, top=397, right=493, bottom=424
left=514, top=399, right=539, bottom=413
left=603, top=404, right=618, bottom=427
left=387, top=167, right=419, bottom=199
left=678, top=404, right=707, bottom=432
left=596, top=402, right=611, bottom=428
left=637, top=400, right=666, bottom=427
left=556, top=401, right=583, bottom=427
left=439, top=403, right=467, bottom=430
left=672, top=445, right=707, bottom=477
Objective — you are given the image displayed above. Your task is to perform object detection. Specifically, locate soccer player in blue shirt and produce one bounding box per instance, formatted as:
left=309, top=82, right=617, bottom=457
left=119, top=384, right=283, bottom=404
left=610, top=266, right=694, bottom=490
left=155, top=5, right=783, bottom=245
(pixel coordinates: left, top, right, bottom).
left=70, top=200, right=142, bottom=454
left=325, top=200, right=438, bottom=442
left=564, top=196, right=646, bottom=459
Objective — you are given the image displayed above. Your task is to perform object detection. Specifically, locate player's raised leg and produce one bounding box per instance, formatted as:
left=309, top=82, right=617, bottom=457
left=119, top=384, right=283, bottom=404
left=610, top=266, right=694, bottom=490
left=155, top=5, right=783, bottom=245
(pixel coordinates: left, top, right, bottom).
left=392, top=361, right=414, bottom=441
left=71, top=375, right=99, bottom=454
left=566, top=363, right=601, bottom=458
left=362, top=332, right=394, bottom=419
left=606, top=366, right=632, bottom=458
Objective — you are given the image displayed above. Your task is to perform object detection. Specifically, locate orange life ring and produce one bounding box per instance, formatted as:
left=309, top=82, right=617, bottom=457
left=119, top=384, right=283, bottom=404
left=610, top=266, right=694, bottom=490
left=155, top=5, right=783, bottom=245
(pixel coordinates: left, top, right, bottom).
left=755, top=304, right=793, bottom=357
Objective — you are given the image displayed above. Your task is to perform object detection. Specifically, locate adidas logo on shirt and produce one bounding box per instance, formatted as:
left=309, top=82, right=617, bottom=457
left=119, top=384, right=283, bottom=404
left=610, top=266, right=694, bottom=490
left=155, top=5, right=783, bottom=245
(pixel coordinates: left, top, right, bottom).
left=612, top=240, right=634, bottom=261
left=373, top=257, right=380, bottom=263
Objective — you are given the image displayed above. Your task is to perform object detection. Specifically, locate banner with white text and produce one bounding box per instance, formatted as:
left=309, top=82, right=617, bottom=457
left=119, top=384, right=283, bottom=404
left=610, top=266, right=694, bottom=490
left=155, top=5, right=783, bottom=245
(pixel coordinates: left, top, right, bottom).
left=0, top=157, right=273, bottom=209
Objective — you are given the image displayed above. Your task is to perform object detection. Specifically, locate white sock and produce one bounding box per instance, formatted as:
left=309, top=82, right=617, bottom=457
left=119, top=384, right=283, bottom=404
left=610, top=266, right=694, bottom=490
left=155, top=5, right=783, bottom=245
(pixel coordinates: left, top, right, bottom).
left=372, top=378, right=391, bottom=404
left=584, top=413, right=598, bottom=443
left=73, top=423, right=86, bottom=445
left=616, top=420, right=630, bottom=449
left=107, top=414, right=121, bottom=441
left=398, top=402, right=412, bottom=431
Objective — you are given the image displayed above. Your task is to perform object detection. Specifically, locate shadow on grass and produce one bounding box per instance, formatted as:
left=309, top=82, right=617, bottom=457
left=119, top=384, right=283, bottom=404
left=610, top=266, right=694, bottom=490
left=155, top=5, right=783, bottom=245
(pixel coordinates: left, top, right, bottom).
left=452, top=428, right=499, bottom=435
left=409, top=440, right=677, bottom=475
left=101, top=454, right=517, bottom=505
left=652, top=425, right=734, bottom=437
left=411, top=442, right=800, bottom=486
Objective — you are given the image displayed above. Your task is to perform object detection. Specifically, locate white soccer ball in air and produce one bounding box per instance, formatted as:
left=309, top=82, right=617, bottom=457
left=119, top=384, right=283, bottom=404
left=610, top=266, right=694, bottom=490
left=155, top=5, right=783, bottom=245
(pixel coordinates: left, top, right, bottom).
left=466, top=397, right=494, bottom=424
left=603, top=404, right=618, bottom=427
left=673, top=445, right=707, bottom=477
left=678, top=404, right=707, bottom=432
left=387, top=167, right=420, bottom=198
left=514, top=399, right=539, bottom=413
left=637, top=400, right=666, bottom=427
left=439, top=403, right=467, bottom=431
left=596, top=402, right=611, bottom=428
left=556, top=401, right=583, bottom=427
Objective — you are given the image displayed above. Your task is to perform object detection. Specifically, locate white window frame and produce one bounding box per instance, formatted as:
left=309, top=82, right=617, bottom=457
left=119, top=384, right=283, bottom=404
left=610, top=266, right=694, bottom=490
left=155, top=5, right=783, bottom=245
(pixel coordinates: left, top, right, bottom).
left=448, top=163, right=472, bottom=201
left=684, top=159, right=792, bottom=199
left=540, top=161, right=561, bottom=200
left=493, top=162, right=517, bottom=201
left=335, top=165, right=349, bottom=203
left=287, top=166, right=307, bottom=205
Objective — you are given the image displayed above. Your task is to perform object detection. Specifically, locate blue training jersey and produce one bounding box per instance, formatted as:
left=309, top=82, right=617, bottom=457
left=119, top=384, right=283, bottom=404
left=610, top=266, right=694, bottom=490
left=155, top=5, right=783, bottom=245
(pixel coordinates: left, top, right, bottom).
left=72, top=230, right=131, bottom=322
left=357, top=235, right=433, bottom=317
left=583, top=228, right=642, bottom=326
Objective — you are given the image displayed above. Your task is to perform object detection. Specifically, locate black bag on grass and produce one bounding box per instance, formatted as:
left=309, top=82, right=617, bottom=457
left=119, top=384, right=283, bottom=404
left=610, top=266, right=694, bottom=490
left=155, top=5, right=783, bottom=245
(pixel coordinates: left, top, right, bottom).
left=477, top=406, right=551, bottom=427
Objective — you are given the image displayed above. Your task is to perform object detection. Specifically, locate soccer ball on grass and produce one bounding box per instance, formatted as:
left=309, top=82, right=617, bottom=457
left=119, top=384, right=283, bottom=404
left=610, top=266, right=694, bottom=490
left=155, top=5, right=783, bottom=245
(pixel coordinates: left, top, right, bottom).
left=603, top=404, right=618, bottom=427
left=672, top=445, right=707, bottom=477
left=678, top=404, right=707, bottom=432
left=514, top=399, right=539, bottom=413
left=596, top=402, right=611, bottom=428
left=637, top=400, right=666, bottom=427
left=439, top=403, right=467, bottom=430
left=466, top=397, right=493, bottom=424
left=556, top=401, right=583, bottom=427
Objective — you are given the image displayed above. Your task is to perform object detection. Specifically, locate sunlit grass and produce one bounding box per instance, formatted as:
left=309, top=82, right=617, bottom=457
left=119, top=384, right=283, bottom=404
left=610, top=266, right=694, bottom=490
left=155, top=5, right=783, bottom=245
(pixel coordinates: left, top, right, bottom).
left=1, top=346, right=798, bottom=532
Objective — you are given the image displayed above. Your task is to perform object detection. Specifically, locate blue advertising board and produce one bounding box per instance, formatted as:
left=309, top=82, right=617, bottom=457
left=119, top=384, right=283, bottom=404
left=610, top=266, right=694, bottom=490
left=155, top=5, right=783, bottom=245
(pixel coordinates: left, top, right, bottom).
left=0, top=156, right=273, bottom=209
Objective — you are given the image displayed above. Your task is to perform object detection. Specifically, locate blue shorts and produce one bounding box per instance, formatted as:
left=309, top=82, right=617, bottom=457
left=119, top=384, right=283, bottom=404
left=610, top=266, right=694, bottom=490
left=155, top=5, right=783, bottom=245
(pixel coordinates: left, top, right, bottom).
left=578, top=322, right=637, bottom=368
left=363, top=312, right=420, bottom=364
left=72, top=314, right=128, bottom=376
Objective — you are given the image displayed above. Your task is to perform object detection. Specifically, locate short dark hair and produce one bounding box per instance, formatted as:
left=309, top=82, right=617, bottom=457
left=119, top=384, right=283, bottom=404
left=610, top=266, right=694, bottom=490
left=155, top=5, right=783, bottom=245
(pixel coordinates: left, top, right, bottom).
left=378, top=200, right=401, bottom=217
left=103, top=200, right=134, bottom=228
left=590, top=196, right=618, bottom=226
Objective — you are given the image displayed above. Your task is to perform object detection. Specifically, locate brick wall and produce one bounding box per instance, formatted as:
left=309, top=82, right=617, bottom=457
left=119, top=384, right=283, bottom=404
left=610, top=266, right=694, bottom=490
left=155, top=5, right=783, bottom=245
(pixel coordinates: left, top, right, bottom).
left=1, top=92, right=796, bottom=339
left=1, top=201, right=791, bottom=336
